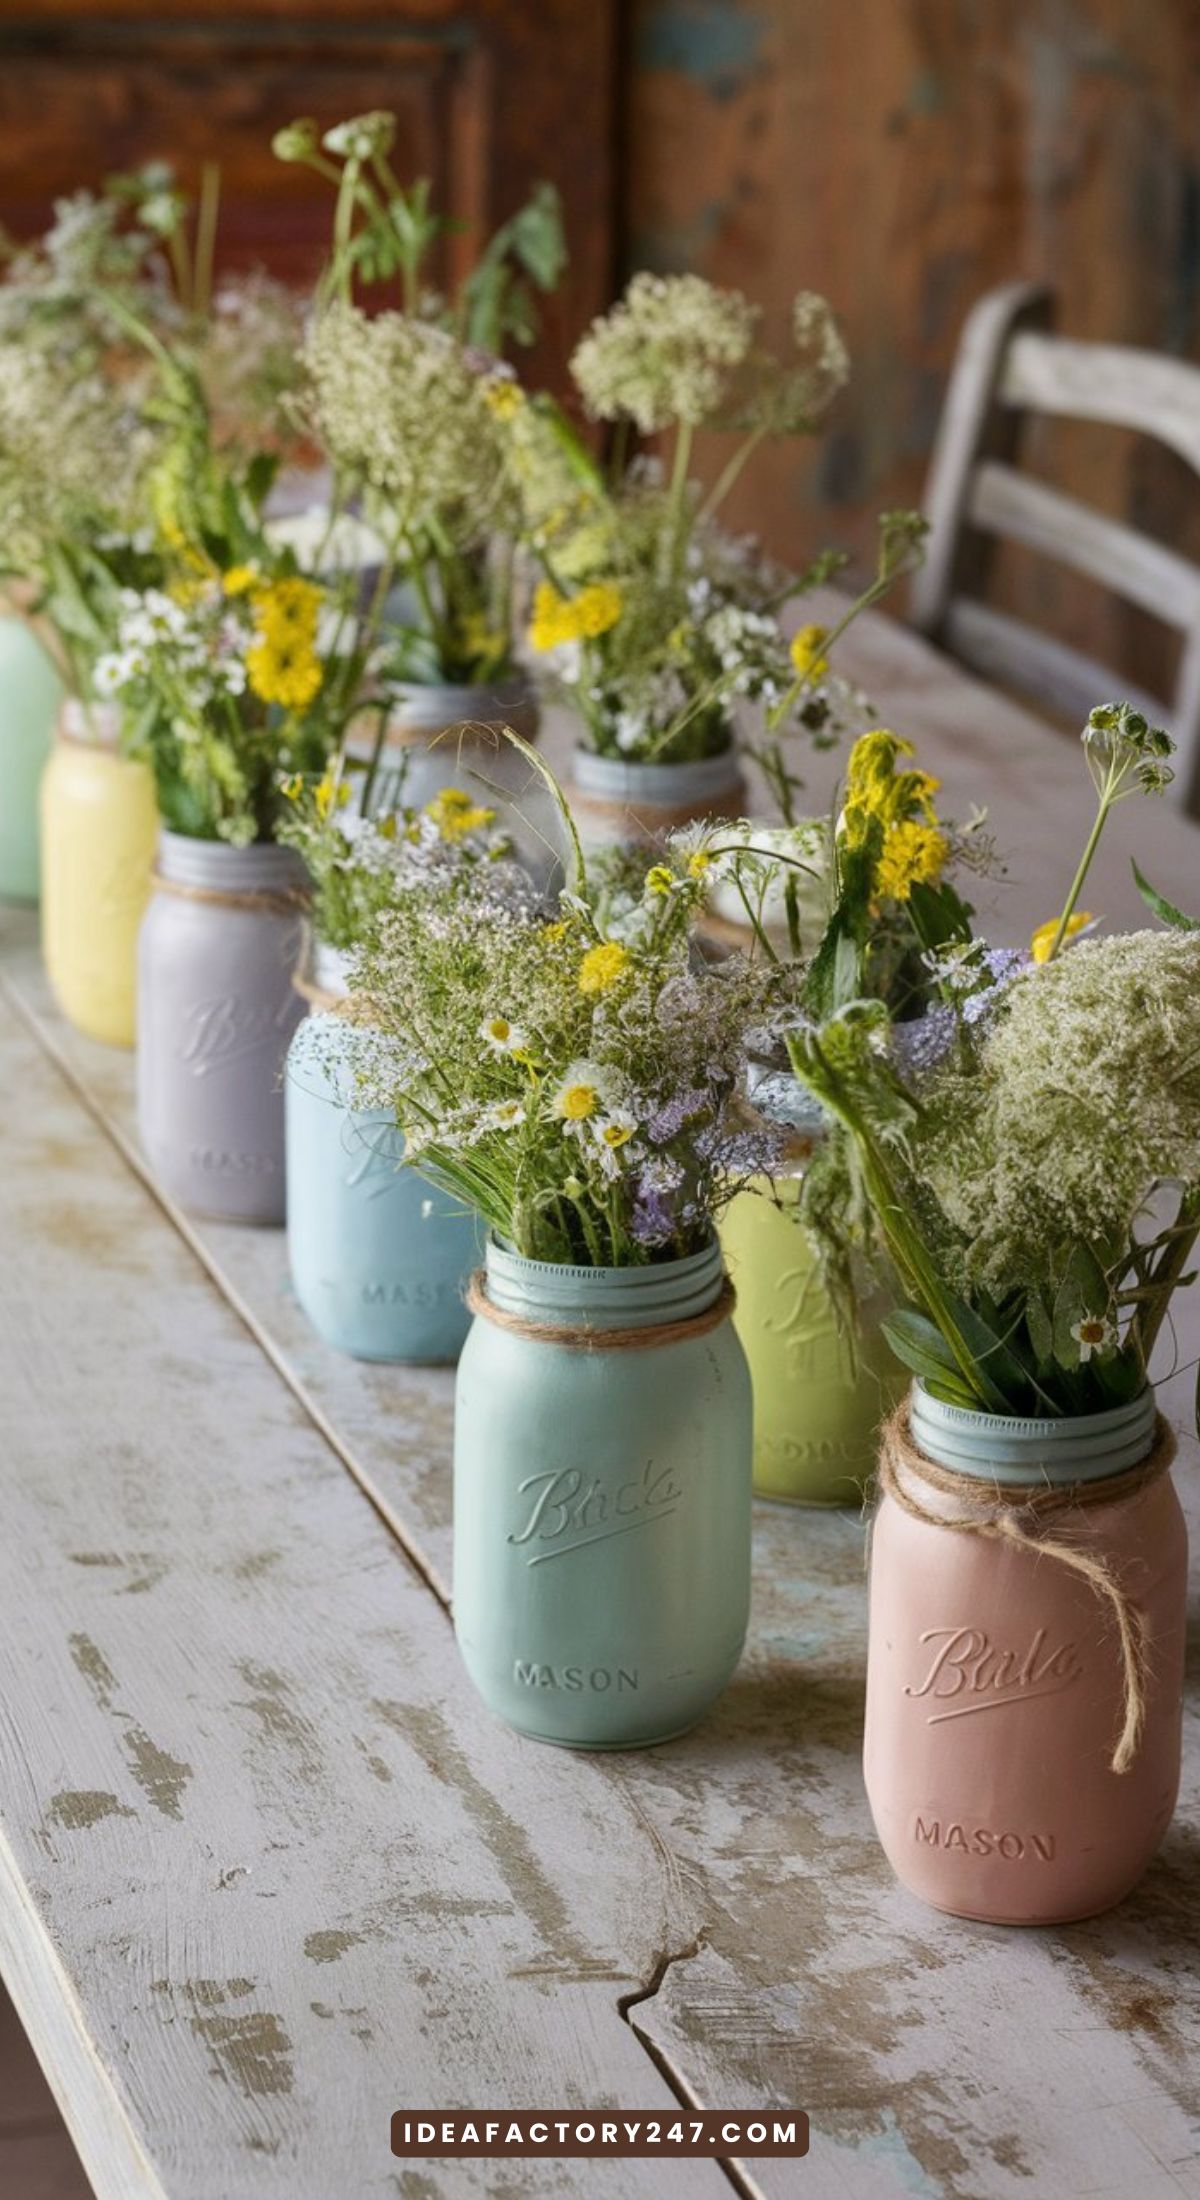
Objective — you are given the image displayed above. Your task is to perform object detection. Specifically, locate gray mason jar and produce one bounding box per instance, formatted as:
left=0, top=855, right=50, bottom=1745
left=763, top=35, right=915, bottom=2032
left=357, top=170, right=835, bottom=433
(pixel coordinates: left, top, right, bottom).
left=568, top=746, right=747, bottom=852
left=136, top=833, right=310, bottom=1224
left=347, top=676, right=556, bottom=879
left=349, top=677, right=539, bottom=810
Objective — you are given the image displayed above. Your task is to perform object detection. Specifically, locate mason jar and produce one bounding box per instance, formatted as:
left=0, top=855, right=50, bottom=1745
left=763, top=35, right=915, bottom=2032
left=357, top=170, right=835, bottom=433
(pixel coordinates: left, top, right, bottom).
left=720, top=1065, right=900, bottom=1503
left=567, top=746, right=747, bottom=853
left=720, top=1168, right=901, bottom=1504
left=0, top=612, right=63, bottom=901
left=865, top=1383, right=1186, bottom=1924
left=136, top=833, right=309, bottom=1223
left=454, top=1235, right=752, bottom=1747
left=285, top=943, right=480, bottom=1361
left=40, top=700, right=158, bottom=1047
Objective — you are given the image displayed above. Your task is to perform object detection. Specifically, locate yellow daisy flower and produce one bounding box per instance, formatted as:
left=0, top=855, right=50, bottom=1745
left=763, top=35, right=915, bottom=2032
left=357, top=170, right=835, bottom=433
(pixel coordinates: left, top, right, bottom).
left=790, top=623, right=830, bottom=681
left=246, top=636, right=323, bottom=712
left=578, top=941, right=630, bottom=995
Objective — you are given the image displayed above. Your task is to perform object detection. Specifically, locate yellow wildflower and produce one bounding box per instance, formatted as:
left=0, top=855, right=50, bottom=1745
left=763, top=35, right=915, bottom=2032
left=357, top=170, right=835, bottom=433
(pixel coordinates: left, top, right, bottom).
left=246, top=636, right=323, bottom=712
left=279, top=773, right=304, bottom=802
left=645, top=864, right=674, bottom=896
left=376, top=813, right=398, bottom=840
left=222, top=564, right=260, bottom=596
left=1030, top=910, right=1095, bottom=964
left=481, top=376, right=524, bottom=419
left=425, top=786, right=496, bottom=842
left=686, top=850, right=712, bottom=879
left=313, top=771, right=350, bottom=820
left=254, top=575, right=323, bottom=643
left=528, top=579, right=623, bottom=651
left=843, top=729, right=944, bottom=851
left=874, top=820, right=949, bottom=902
left=578, top=941, right=631, bottom=995
left=551, top=1074, right=602, bottom=1121
left=542, top=919, right=570, bottom=942
left=790, top=623, right=830, bottom=681
left=576, top=581, right=623, bottom=639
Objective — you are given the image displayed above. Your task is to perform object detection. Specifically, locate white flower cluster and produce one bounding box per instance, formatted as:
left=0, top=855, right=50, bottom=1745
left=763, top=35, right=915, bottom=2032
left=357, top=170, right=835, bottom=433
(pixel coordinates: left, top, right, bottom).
left=300, top=305, right=514, bottom=548
left=93, top=584, right=250, bottom=706
left=571, top=272, right=759, bottom=433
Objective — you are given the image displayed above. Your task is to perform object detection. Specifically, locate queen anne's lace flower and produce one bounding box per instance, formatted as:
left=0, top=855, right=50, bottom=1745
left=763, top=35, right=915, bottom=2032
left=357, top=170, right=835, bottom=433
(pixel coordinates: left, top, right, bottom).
left=571, top=273, right=759, bottom=432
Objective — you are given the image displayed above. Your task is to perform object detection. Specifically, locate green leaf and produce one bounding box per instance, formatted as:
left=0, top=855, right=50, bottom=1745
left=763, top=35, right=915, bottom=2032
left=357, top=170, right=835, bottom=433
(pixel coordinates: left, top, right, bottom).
left=1132, top=859, right=1200, bottom=931
left=882, top=1308, right=981, bottom=1405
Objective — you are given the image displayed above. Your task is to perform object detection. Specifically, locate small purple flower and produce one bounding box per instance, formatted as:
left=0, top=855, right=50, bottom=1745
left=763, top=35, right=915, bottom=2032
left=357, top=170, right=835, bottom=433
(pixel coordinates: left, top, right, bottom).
left=631, top=1185, right=678, bottom=1248
left=646, top=1088, right=711, bottom=1144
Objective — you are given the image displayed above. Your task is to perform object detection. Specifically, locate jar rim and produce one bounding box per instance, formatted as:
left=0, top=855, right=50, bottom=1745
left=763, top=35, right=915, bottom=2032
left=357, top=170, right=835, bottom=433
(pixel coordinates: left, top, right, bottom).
left=571, top=746, right=743, bottom=800
left=910, top=1379, right=1157, bottom=1483
left=483, top=1231, right=725, bottom=1330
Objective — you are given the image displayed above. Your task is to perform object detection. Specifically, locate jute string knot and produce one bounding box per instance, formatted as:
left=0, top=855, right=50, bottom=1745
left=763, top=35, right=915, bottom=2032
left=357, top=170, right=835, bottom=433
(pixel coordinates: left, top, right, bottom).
left=464, top=1272, right=736, bottom=1353
left=878, top=1402, right=1176, bottom=1775
left=151, top=871, right=310, bottom=919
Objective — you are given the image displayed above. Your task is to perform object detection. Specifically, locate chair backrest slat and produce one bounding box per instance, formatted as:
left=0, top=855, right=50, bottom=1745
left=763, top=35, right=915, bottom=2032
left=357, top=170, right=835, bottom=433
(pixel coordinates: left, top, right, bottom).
left=1000, top=333, right=1200, bottom=473
left=967, top=461, right=1200, bottom=630
left=944, top=599, right=1167, bottom=732
left=914, top=283, right=1200, bottom=812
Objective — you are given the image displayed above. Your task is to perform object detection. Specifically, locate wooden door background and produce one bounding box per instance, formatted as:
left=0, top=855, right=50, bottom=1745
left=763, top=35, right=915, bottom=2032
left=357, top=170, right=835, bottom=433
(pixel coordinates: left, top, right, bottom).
left=0, top=0, right=619, bottom=392
left=3, top=0, right=1200, bottom=696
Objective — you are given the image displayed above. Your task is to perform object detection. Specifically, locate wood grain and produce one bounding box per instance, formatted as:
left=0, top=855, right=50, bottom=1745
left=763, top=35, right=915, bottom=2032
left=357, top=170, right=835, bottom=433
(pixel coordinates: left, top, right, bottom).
left=2, top=611, right=1197, bottom=2196
left=0, top=986, right=727, bottom=2199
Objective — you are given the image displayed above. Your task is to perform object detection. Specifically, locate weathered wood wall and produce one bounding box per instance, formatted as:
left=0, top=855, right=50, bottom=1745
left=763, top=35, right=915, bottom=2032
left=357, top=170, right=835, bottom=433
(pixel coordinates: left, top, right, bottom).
left=627, top=0, right=1200, bottom=694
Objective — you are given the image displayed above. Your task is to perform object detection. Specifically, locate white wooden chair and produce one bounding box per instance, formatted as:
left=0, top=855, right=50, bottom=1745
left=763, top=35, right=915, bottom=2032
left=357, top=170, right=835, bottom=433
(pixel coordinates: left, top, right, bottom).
left=911, top=280, right=1200, bottom=809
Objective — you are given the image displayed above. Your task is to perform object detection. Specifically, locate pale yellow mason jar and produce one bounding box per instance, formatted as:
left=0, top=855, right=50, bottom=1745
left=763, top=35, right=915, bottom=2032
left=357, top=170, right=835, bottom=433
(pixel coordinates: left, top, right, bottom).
left=39, top=700, right=158, bottom=1048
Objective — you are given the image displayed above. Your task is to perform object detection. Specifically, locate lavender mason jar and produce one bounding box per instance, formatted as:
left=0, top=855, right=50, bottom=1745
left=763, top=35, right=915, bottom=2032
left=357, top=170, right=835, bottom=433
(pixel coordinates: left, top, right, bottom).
left=136, top=833, right=309, bottom=1223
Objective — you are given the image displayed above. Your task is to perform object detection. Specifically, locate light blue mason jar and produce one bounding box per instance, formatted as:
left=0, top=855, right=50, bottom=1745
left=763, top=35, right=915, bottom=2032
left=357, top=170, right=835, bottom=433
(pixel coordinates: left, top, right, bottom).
left=285, top=944, right=479, bottom=1362
left=453, top=1234, right=753, bottom=1748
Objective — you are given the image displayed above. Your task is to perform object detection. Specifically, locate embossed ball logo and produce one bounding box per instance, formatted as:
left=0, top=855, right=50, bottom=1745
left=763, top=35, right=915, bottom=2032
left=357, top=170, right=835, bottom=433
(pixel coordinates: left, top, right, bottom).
left=506, top=1461, right=682, bottom=1566
left=905, top=1625, right=1083, bottom=1722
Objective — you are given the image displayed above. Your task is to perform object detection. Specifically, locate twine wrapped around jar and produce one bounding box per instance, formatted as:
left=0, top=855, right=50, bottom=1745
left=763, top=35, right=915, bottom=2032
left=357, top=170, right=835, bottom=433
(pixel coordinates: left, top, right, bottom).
left=150, top=871, right=310, bottom=917
left=465, top=1270, right=737, bottom=1352
left=878, top=1401, right=1177, bottom=1774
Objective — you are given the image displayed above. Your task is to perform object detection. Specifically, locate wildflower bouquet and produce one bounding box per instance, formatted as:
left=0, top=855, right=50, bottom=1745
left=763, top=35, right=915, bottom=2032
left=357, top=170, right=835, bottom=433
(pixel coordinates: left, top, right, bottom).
left=89, top=319, right=388, bottom=842
left=280, top=110, right=564, bottom=689
left=784, top=704, right=1200, bottom=1423
left=348, top=757, right=787, bottom=1266
left=0, top=165, right=303, bottom=705
left=276, top=766, right=507, bottom=953
left=507, top=271, right=924, bottom=763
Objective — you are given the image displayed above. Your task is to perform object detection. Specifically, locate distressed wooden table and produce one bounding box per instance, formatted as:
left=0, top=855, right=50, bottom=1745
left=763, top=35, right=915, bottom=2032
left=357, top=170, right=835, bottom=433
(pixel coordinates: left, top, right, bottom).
left=1, top=603, right=1198, bottom=2200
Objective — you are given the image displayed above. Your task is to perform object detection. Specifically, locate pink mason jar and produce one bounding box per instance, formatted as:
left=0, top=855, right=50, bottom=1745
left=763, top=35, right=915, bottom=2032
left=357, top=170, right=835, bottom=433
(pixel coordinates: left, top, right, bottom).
left=864, top=1385, right=1186, bottom=1925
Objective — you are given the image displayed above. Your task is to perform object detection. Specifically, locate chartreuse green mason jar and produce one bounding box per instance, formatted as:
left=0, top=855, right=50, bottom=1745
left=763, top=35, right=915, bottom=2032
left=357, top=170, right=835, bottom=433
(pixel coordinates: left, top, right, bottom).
left=719, top=1074, right=901, bottom=1505
left=453, top=1234, right=752, bottom=1747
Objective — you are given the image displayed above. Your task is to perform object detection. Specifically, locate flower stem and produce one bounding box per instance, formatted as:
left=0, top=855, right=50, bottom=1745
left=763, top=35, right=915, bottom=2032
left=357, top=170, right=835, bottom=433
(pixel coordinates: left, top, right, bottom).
left=1043, top=772, right=1115, bottom=963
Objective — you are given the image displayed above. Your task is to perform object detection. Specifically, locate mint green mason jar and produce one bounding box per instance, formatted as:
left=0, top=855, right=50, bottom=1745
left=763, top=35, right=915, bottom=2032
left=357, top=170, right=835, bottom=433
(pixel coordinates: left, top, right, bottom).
left=0, top=612, right=63, bottom=901
left=453, top=1235, right=752, bottom=1748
